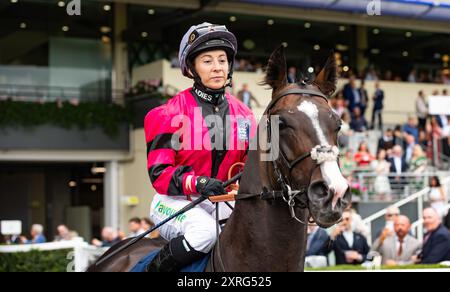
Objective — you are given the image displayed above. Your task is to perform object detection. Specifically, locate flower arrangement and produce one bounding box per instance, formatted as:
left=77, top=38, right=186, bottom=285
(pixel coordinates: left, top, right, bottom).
left=350, top=182, right=367, bottom=196
left=125, top=79, right=163, bottom=98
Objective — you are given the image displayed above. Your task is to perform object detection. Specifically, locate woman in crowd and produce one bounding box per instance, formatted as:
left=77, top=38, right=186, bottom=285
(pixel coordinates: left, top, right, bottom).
left=371, top=149, right=391, bottom=201
left=428, top=176, right=447, bottom=219
left=354, top=141, right=375, bottom=168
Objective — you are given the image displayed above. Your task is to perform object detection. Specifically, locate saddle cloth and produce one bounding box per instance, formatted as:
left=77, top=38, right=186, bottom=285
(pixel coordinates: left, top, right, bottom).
left=129, top=249, right=210, bottom=272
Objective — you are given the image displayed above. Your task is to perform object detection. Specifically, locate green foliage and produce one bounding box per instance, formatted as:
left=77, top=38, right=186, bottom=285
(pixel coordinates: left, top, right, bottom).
left=380, top=264, right=450, bottom=270
left=0, top=249, right=72, bottom=272
left=0, top=100, right=131, bottom=138
left=306, top=264, right=450, bottom=271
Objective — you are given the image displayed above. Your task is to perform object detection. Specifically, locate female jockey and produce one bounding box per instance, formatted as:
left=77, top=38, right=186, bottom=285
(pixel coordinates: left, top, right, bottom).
left=144, top=22, right=256, bottom=272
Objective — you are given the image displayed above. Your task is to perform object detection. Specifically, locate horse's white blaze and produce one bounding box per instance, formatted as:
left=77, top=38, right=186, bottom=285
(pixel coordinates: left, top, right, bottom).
left=297, top=101, right=348, bottom=208
left=297, top=101, right=327, bottom=145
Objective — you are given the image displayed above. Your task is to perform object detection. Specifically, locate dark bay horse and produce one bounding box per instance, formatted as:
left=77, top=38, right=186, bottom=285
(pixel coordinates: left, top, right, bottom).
left=88, top=45, right=351, bottom=272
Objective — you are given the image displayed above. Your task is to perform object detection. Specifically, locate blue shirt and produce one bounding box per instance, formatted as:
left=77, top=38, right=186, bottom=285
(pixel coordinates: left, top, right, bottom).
left=402, top=124, right=419, bottom=143
left=27, top=234, right=47, bottom=244
left=242, top=92, right=250, bottom=107
left=352, top=88, right=361, bottom=104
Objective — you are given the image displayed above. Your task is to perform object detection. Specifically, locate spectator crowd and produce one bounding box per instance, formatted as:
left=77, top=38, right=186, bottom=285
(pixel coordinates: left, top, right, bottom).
left=305, top=205, right=450, bottom=267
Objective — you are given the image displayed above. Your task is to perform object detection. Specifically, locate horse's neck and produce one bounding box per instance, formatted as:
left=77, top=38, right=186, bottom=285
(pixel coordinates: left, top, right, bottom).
left=216, top=149, right=308, bottom=271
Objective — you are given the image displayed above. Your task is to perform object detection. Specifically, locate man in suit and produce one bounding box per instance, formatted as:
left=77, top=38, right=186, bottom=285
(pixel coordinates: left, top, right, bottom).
left=306, top=224, right=330, bottom=257
left=377, top=128, right=394, bottom=153
left=370, top=81, right=384, bottom=130
left=330, top=210, right=370, bottom=265
left=358, top=80, right=368, bottom=117
left=236, top=83, right=260, bottom=110
left=388, top=145, right=409, bottom=193
left=418, top=208, right=450, bottom=264
left=444, top=211, right=450, bottom=231
left=393, top=125, right=407, bottom=149
left=372, top=215, right=421, bottom=266
left=403, top=134, right=416, bottom=164
left=350, top=107, right=368, bottom=132
left=374, top=205, right=400, bottom=239
left=343, top=75, right=361, bottom=113
left=287, top=66, right=297, bottom=83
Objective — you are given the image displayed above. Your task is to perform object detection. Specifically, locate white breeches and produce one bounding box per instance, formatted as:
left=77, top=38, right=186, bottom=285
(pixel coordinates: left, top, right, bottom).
left=149, top=194, right=234, bottom=253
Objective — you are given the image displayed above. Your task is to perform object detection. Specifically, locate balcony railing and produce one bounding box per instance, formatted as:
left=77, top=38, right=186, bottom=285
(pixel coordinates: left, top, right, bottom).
left=355, top=171, right=450, bottom=202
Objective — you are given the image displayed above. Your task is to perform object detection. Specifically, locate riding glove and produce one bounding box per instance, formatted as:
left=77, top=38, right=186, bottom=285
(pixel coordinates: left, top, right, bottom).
left=196, top=176, right=226, bottom=198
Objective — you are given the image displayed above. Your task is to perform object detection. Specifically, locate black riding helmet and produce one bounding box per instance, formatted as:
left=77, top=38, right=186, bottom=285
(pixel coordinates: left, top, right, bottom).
left=178, top=23, right=238, bottom=95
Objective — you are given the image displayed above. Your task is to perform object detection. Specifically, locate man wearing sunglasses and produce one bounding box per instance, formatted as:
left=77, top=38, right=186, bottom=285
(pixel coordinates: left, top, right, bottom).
left=374, top=205, right=401, bottom=240
left=330, top=210, right=370, bottom=265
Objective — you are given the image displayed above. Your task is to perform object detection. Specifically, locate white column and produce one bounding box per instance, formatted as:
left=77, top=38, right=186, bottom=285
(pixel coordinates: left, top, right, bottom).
left=104, top=161, right=119, bottom=231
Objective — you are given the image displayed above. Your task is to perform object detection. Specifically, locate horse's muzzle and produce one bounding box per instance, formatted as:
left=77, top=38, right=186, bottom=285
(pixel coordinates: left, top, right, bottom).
left=307, top=180, right=351, bottom=228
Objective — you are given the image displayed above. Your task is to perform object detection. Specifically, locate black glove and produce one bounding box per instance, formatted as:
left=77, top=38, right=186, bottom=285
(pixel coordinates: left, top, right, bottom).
left=196, top=176, right=226, bottom=198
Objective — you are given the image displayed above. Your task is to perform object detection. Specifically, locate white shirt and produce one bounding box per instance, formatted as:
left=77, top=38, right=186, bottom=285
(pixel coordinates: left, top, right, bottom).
left=128, top=228, right=145, bottom=238
left=405, top=144, right=414, bottom=162
left=343, top=230, right=354, bottom=248
left=394, top=156, right=402, bottom=174
left=242, top=92, right=250, bottom=107
left=352, top=88, right=361, bottom=104
left=440, top=115, right=448, bottom=128
left=307, top=227, right=319, bottom=250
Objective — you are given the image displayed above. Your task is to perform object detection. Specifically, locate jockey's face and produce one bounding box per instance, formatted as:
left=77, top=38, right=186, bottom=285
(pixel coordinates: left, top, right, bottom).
left=194, top=49, right=229, bottom=89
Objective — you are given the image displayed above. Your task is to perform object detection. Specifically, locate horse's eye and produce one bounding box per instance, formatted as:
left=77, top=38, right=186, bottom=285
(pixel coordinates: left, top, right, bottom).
left=279, top=118, right=288, bottom=130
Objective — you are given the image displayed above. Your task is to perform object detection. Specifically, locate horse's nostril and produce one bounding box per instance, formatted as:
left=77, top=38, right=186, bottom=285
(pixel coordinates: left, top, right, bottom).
left=308, top=181, right=328, bottom=198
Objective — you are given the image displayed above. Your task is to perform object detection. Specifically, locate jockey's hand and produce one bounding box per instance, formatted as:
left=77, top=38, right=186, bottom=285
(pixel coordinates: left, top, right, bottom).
left=196, top=176, right=226, bottom=198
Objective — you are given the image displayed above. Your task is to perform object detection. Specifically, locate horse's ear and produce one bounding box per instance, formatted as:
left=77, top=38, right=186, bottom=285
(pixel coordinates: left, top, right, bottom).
left=313, top=51, right=337, bottom=97
left=261, top=45, right=288, bottom=94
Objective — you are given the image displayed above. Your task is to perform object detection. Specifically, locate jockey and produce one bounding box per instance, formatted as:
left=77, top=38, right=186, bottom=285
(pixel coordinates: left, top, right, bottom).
left=144, top=22, right=256, bottom=272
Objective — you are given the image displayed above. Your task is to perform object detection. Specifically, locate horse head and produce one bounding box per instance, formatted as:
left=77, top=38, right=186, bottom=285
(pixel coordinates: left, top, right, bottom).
left=261, top=45, right=351, bottom=228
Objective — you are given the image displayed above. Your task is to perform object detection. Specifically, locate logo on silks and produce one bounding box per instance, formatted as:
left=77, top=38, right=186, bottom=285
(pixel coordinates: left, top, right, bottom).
left=237, top=118, right=250, bottom=141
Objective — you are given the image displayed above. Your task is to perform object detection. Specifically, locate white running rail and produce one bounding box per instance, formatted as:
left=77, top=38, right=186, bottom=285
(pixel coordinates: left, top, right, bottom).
left=0, top=240, right=107, bottom=272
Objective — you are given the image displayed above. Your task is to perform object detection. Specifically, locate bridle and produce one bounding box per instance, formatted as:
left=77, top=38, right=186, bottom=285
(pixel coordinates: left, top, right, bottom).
left=211, top=87, right=341, bottom=272
left=237, top=87, right=340, bottom=223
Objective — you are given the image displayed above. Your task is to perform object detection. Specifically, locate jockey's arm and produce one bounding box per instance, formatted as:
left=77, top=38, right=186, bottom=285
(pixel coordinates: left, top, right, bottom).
left=145, top=107, right=198, bottom=197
